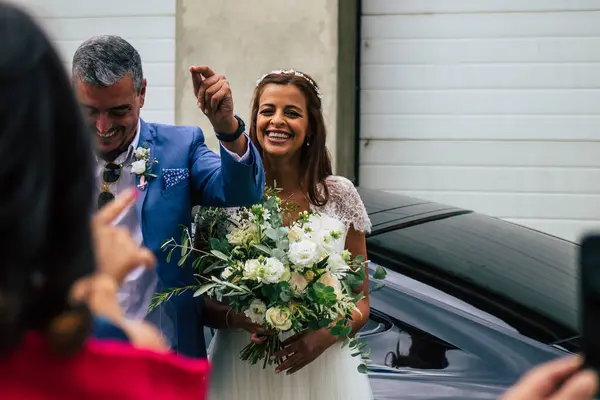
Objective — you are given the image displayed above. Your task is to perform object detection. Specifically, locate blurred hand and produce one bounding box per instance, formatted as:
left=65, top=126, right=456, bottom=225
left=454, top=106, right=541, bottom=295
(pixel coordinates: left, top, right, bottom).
left=272, top=329, right=338, bottom=375
left=501, top=356, right=598, bottom=400
left=121, top=319, right=169, bottom=353
left=91, top=188, right=155, bottom=284
left=72, top=275, right=168, bottom=353
left=189, top=65, right=237, bottom=134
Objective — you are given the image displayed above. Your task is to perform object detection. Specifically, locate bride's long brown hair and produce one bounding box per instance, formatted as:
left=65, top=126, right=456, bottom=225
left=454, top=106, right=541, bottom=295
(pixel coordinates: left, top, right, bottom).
left=249, top=71, right=333, bottom=207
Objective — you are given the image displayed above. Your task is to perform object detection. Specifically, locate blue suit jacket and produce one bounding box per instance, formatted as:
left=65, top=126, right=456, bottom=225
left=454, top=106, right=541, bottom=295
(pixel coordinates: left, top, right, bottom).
left=135, top=119, right=264, bottom=358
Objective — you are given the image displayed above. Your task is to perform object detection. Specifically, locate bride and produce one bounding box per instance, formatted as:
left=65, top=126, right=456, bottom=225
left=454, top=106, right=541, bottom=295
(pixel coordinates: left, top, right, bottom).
left=207, top=69, right=373, bottom=399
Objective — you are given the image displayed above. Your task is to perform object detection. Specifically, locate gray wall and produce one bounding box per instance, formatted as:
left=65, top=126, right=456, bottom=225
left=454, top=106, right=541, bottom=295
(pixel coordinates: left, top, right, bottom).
left=175, top=0, right=341, bottom=168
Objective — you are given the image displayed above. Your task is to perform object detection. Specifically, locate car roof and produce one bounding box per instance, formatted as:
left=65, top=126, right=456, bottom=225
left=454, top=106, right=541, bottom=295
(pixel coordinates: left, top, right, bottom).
left=357, top=187, right=469, bottom=233
left=358, top=187, right=579, bottom=338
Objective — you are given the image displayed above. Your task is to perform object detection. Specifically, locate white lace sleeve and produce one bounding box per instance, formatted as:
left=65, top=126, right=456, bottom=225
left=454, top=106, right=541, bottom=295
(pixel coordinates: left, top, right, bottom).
left=320, top=176, right=372, bottom=234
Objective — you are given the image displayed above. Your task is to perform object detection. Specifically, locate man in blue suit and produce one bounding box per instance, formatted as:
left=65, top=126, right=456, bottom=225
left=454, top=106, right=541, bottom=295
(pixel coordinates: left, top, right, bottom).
left=72, top=35, right=265, bottom=358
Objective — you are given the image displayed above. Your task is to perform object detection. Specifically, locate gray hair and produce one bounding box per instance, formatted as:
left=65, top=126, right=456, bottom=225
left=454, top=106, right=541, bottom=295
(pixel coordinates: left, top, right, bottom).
left=72, top=35, right=144, bottom=93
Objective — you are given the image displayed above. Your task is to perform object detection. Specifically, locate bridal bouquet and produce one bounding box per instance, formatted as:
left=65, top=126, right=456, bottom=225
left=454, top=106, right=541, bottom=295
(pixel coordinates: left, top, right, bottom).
left=153, top=188, right=386, bottom=373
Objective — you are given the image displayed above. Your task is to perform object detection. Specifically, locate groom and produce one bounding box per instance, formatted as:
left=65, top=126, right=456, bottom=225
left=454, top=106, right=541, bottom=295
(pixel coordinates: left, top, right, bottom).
left=72, top=35, right=264, bottom=358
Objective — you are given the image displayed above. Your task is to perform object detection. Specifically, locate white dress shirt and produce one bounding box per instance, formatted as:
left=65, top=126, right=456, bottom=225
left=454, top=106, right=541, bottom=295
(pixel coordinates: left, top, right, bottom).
left=95, top=119, right=251, bottom=320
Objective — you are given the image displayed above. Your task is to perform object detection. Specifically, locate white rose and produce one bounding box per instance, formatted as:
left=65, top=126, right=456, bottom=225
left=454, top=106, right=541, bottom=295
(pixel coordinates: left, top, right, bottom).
left=265, top=306, right=293, bottom=331
left=288, top=239, right=320, bottom=270
left=289, top=271, right=308, bottom=294
left=262, top=257, right=286, bottom=284
left=305, top=214, right=323, bottom=233
left=287, top=226, right=307, bottom=243
left=221, top=267, right=233, bottom=280
left=315, top=229, right=343, bottom=256
left=130, top=160, right=147, bottom=175
left=243, top=259, right=262, bottom=281
left=327, top=253, right=350, bottom=277
left=244, top=299, right=267, bottom=324
left=134, top=147, right=149, bottom=159
left=243, top=258, right=285, bottom=284
left=318, top=272, right=342, bottom=297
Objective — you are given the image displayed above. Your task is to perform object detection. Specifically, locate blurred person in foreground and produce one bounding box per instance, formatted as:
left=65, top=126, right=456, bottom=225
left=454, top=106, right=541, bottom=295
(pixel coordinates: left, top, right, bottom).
left=0, top=3, right=209, bottom=399
left=501, top=355, right=597, bottom=400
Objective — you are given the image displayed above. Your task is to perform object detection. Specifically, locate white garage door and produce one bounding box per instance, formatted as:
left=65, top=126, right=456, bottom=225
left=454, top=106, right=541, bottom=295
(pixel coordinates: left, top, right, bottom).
left=359, top=0, right=600, bottom=242
left=14, top=0, right=175, bottom=124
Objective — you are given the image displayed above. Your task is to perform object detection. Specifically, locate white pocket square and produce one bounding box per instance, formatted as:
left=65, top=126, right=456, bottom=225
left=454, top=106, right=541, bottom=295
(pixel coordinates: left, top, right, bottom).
left=162, top=168, right=189, bottom=190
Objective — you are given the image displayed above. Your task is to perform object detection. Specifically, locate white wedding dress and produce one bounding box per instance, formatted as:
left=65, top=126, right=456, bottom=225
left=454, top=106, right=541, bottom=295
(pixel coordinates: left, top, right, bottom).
left=208, top=176, right=373, bottom=400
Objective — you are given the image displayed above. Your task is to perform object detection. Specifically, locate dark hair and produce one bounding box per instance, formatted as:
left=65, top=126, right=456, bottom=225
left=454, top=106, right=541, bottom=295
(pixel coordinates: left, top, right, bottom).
left=249, top=71, right=333, bottom=207
left=0, top=4, right=96, bottom=356
left=72, top=35, right=144, bottom=93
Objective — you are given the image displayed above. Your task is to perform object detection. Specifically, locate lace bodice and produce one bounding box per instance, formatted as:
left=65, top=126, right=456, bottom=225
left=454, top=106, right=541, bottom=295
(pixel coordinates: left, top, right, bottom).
left=312, top=175, right=372, bottom=234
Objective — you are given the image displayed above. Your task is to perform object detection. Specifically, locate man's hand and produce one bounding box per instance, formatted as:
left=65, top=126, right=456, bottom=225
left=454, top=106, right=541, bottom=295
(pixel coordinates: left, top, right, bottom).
left=91, top=188, right=156, bottom=284
left=189, top=65, right=237, bottom=134
left=500, top=356, right=598, bottom=400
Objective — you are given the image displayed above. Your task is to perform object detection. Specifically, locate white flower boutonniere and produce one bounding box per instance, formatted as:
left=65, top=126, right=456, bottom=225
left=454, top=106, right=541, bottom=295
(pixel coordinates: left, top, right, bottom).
left=129, top=143, right=158, bottom=190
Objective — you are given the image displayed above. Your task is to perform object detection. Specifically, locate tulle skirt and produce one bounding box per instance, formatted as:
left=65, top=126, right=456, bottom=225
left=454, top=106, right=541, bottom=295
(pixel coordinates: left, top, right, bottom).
left=208, top=329, right=373, bottom=400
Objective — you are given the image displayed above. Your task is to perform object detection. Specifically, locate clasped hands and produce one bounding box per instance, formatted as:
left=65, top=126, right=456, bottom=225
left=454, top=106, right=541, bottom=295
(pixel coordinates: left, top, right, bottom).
left=230, top=311, right=339, bottom=375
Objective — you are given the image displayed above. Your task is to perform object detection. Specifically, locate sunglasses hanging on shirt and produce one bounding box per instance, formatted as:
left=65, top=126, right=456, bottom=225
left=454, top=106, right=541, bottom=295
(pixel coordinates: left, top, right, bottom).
left=98, top=162, right=122, bottom=209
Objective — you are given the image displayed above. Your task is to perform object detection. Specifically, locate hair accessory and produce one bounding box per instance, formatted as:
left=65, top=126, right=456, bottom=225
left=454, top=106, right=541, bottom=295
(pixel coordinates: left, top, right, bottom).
left=256, top=69, right=323, bottom=100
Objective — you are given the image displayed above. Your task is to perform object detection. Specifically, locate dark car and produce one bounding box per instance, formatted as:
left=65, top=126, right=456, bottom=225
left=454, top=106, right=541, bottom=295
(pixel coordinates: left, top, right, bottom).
left=206, top=188, right=581, bottom=399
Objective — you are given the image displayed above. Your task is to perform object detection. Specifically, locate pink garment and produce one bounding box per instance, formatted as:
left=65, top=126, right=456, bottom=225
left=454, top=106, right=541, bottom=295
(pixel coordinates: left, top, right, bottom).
left=0, top=332, right=210, bottom=400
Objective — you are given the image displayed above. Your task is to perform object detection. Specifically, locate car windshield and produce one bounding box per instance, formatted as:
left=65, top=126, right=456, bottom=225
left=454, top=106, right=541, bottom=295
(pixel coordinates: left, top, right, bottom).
left=367, top=212, right=579, bottom=342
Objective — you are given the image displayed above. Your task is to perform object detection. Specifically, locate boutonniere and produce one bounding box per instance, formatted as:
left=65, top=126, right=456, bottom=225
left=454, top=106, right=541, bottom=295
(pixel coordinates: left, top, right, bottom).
left=129, top=143, right=158, bottom=190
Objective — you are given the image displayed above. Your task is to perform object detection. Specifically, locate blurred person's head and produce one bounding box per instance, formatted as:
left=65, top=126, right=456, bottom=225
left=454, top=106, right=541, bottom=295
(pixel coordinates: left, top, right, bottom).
left=72, top=35, right=147, bottom=161
left=0, top=3, right=96, bottom=356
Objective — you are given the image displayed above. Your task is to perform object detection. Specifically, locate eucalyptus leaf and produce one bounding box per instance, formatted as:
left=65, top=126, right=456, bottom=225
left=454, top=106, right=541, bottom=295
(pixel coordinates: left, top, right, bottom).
left=211, top=276, right=250, bottom=293
left=253, top=244, right=271, bottom=255
left=373, top=266, right=387, bottom=280
left=357, top=364, right=368, bottom=374
left=193, top=283, right=218, bottom=297
left=177, top=253, right=189, bottom=266
left=341, top=326, right=352, bottom=337
left=192, top=257, right=202, bottom=271
left=181, top=237, right=188, bottom=257
left=369, top=282, right=385, bottom=294
left=204, top=261, right=225, bottom=274
left=211, top=250, right=229, bottom=261
left=265, top=228, right=279, bottom=241
left=271, top=248, right=286, bottom=260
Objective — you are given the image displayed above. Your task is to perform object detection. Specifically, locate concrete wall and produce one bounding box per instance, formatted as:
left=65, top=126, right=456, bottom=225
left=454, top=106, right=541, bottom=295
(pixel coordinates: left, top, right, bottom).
left=176, top=0, right=339, bottom=165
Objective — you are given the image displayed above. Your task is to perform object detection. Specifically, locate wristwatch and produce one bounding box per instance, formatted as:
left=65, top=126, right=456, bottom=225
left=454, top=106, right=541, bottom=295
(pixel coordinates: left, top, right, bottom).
left=215, top=115, right=245, bottom=142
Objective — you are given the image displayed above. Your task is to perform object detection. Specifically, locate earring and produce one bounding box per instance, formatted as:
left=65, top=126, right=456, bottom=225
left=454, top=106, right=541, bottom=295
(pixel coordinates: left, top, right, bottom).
left=305, top=137, right=311, bottom=147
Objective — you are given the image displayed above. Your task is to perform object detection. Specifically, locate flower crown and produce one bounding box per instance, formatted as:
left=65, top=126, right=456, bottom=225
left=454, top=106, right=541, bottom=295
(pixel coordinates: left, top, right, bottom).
left=255, top=69, right=323, bottom=100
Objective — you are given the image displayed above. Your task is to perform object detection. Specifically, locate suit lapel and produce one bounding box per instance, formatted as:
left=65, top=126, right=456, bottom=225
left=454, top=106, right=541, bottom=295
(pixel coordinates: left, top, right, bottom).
left=135, top=120, right=156, bottom=229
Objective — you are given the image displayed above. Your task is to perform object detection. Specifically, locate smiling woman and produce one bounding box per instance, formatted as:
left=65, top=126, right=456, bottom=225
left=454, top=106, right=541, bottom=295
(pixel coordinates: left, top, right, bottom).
left=249, top=69, right=332, bottom=208
left=255, top=84, right=308, bottom=157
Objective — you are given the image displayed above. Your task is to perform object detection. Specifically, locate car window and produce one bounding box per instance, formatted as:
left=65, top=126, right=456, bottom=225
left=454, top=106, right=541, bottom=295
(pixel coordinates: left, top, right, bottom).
left=361, top=310, right=461, bottom=371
